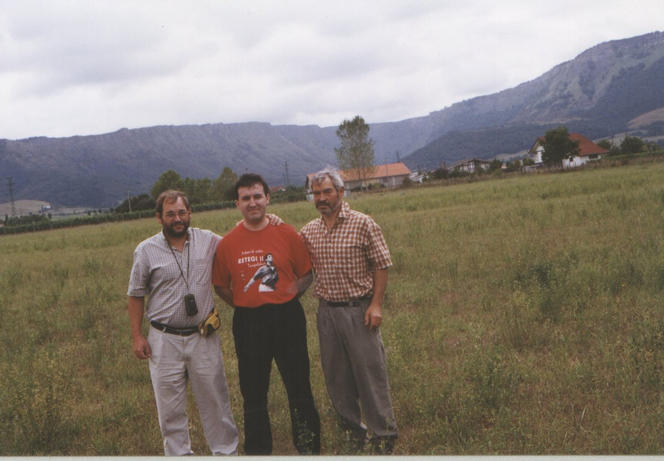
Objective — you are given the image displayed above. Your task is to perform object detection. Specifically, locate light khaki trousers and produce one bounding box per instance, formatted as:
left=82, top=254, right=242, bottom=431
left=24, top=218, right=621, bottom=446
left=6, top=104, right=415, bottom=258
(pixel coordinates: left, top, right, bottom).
left=148, top=327, right=238, bottom=455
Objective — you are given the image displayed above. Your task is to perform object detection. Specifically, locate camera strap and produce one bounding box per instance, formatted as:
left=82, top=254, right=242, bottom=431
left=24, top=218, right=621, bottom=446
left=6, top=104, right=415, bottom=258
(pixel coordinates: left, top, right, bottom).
left=168, top=240, right=191, bottom=292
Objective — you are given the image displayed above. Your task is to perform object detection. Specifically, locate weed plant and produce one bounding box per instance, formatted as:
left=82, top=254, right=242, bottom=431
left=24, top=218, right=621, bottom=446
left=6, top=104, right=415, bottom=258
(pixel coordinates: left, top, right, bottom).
left=1, top=163, right=663, bottom=454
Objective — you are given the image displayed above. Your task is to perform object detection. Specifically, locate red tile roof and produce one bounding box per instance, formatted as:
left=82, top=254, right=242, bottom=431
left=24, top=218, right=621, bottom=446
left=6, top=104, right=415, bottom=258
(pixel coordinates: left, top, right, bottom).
left=569, top=133, right=608, bottom=157
left=340, top=162, right=411, bottom=181
left=306, top=162, right=412, bottom=184
left=531, top=133, right=608, bottom=157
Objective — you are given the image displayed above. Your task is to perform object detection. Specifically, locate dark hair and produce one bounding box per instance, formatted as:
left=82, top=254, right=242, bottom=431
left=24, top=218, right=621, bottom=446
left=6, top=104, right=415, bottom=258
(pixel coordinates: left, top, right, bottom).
left=234, top=173, right=270, bottom=200
left=155, top=190, right=190, bottom=216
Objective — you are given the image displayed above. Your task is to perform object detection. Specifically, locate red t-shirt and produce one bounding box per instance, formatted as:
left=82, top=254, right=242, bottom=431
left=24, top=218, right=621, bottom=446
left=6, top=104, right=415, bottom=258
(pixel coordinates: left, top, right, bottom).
left=212, top=222, right=312, bottom=307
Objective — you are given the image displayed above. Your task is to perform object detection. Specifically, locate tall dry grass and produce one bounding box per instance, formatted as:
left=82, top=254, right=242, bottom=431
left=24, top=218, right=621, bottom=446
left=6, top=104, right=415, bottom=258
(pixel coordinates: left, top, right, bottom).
left=1, top=162, right=663, bottom=454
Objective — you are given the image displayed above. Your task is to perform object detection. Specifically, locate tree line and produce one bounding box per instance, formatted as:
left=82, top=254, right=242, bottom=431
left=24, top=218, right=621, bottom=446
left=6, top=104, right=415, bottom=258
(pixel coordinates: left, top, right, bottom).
left=2, top=115, right=375, bottom=235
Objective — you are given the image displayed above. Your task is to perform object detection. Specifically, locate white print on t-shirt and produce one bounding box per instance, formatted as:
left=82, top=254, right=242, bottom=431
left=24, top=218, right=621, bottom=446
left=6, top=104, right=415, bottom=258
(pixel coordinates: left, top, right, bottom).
left=242, top=252, right=279, bottom=293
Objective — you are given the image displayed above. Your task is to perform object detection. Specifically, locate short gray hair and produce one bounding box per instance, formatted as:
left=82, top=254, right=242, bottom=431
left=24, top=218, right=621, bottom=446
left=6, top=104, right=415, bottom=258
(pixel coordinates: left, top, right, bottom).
left=310, top=167, right=344, bottom=190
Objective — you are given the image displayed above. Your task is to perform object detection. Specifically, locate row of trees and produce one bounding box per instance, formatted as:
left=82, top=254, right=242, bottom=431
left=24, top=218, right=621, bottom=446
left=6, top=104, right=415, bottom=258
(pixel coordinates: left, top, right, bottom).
left=116, top=166, right=239, bottom=213
left=116, top=166, right=310, bottom=213
left=597, top=136, right=661, bottom=156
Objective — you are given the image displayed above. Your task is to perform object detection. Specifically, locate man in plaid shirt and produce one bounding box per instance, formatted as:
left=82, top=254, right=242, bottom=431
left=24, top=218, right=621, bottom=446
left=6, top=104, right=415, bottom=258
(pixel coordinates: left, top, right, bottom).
left=300, top=168, right=398, bottom=454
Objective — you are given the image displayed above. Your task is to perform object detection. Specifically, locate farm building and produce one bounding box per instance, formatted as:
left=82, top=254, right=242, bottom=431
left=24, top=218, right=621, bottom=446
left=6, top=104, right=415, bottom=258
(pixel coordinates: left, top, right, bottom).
left=305, top=162, right=412, bottom=192
left=529, top=133, right=608, bottom=168
left=451, top=158, right=491, bottom=173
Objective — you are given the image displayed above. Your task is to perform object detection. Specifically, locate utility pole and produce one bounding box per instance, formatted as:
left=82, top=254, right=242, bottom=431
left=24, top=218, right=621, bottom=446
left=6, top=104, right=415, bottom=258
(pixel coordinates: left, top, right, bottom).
left=284, top=160, right=290, bottom=187
left=127, top=190, right=132, bottom=212
left=7, top=177, right=16, bottom=217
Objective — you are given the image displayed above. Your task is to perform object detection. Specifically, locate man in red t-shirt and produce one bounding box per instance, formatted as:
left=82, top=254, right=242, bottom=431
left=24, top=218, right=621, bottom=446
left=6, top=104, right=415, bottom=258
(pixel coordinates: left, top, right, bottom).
left=212, top=173, right=320, bottom=455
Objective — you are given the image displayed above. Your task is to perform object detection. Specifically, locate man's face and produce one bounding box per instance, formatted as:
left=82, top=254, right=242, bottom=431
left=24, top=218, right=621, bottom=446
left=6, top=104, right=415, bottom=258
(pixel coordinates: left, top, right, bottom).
left=312, top=177, right=343, bottom=217
left=236, top=183, right=270, bottom=224
left=157, top=197, right=191, bottom=238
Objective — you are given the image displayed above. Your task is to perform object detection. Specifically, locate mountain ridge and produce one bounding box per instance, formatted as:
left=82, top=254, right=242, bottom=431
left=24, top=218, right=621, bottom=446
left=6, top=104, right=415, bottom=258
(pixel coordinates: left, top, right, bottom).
left=2, top=31, right=663, bottom=207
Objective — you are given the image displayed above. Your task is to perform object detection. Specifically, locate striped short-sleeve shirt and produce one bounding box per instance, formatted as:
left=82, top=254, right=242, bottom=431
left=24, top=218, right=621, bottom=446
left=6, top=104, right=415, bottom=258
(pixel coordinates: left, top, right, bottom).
left=300, top=201, right=392, bottom=302
left=127, top=227, right=221, bottom=327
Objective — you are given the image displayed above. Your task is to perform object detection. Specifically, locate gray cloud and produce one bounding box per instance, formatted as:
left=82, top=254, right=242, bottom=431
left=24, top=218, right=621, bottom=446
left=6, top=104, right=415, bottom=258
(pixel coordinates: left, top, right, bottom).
left=0, top=0, right=662, bottom=139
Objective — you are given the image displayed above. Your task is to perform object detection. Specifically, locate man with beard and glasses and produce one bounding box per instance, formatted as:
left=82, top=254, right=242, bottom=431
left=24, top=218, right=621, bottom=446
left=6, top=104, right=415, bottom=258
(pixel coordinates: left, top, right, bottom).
left=127, top=189, right=239, bottom=455
left=300, top=168, right=398, bottom=454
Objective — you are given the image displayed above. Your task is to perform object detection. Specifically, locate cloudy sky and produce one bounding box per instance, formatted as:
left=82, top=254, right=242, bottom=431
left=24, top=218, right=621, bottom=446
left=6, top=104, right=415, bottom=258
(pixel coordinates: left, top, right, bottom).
left=0, top=0, right=662, bottom=140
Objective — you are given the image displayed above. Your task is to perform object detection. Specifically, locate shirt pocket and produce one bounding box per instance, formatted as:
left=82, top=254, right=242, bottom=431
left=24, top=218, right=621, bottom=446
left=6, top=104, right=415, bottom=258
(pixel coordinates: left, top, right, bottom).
left=191, top=258, right=212, bottom=286
left=334, top=241, right=364, bottom=267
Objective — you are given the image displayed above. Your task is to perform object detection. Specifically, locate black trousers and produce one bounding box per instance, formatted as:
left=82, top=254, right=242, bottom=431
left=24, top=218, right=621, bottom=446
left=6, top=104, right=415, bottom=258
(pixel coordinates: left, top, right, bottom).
left=233, top=298, right=321, bottom=455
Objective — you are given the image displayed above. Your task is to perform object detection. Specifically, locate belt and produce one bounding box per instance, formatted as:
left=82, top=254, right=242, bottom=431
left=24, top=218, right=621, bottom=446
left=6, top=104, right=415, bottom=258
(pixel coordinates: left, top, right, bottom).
left=150, top=321, right=198, bottom=336
left=324, top=297, right=371, bottom=307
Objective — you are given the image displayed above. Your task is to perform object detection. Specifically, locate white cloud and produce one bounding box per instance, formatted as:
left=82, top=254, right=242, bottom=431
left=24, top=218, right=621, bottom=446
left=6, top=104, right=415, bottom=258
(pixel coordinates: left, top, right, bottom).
left=0, top=0, right=662, bottom=139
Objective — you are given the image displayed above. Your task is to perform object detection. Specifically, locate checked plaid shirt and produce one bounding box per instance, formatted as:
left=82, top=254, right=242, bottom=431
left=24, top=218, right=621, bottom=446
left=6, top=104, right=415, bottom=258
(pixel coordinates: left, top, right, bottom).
left=300, top=201, right=392, bottom=302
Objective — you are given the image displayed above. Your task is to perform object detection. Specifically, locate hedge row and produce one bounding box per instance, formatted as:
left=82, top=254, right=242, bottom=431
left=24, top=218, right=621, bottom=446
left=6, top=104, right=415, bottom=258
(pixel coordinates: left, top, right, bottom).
left=0, top=200, right=237, bottom=236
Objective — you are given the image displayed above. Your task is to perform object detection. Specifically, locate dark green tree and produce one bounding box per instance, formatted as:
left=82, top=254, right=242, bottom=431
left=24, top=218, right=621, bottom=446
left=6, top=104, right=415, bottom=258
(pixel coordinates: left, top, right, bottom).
left=489, top=159, right=503, bottom=171
left=621, top=136, right=646, bottom=155
left=213, top=166, right=238, bottom=201
left=335, top=115, right=375, bottom=188
left=542, top=126, right=579, bottom=166
left=151, top=170, right=184, bottom=199
left=596, top=139, right=612, bottom=150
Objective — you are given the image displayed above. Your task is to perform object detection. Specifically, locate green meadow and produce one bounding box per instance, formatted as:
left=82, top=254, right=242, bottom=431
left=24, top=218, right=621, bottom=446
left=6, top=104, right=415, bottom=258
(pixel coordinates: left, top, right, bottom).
left=1, top=162, right=663, bottom=455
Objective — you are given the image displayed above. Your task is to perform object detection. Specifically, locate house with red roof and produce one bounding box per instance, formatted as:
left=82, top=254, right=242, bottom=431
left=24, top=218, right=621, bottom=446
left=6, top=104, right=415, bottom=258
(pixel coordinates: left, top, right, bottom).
left=305, top=162, right=412, bottom=192
left=529, top=133, right=608, bottom=169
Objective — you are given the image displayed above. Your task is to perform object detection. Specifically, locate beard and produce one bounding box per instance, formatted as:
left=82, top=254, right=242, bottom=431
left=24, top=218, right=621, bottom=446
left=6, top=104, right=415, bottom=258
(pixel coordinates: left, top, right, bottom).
left=163, top=220, right=189, bottom=238
left=315, top=200, right=337, bottom=216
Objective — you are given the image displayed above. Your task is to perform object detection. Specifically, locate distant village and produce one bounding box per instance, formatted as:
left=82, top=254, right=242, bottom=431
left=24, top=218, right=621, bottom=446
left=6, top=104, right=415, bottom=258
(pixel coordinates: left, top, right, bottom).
left=2, top=129, right=661, bottom=230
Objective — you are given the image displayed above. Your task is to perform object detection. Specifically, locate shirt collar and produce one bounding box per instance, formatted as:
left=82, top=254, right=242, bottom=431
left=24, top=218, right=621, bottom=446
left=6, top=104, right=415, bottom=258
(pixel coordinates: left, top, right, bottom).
left=338, top=201, right=351, bottom=221
left=161, top=228, right=191, bottom=248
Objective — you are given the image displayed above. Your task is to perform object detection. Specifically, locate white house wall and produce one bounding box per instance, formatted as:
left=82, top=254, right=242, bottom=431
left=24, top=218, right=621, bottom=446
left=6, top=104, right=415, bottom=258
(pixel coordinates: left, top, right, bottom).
left=563, top=156, right=589, bottom=169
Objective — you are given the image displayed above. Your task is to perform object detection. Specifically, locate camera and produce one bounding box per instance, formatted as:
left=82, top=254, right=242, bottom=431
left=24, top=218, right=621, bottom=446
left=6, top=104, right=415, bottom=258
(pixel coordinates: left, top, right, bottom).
left=184, top=293, right=198, bottom=316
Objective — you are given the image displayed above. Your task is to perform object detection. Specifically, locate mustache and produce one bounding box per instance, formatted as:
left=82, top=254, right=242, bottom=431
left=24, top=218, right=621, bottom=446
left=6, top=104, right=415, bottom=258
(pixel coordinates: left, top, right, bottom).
left=315, top=200, right=330, bottom=207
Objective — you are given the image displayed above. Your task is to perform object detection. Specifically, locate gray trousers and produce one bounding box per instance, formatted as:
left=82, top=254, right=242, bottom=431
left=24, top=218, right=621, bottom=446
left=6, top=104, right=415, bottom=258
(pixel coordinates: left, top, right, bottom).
left=317, top=299, right=398, bottom=439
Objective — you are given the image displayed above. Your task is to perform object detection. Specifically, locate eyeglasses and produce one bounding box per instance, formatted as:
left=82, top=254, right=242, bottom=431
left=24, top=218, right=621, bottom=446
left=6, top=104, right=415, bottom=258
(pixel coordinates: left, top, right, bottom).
left=164, top=210, right=189, bottom=219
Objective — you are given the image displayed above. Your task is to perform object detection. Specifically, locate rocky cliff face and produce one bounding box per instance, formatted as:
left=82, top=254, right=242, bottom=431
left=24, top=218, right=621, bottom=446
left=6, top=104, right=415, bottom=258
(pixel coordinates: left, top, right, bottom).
left=403, top=31, right=664, bottom=170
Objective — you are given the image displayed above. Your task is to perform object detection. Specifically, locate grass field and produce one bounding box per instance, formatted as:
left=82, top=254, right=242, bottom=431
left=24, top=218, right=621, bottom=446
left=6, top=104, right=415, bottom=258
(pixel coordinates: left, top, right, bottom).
left=1, top=163, right=663, bottom=455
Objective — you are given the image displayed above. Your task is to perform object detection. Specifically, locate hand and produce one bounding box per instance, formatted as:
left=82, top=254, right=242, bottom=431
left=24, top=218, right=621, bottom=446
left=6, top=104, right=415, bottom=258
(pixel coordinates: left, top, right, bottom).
left=364, top=304, right=383, bottom=331
left=132, top=335, right=152, bottom=359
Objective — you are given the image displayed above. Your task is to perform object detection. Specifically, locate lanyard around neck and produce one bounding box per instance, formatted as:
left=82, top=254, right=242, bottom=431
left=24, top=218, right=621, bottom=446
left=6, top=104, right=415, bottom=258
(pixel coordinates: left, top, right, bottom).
left=167, top=239, right=190, bottom=291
